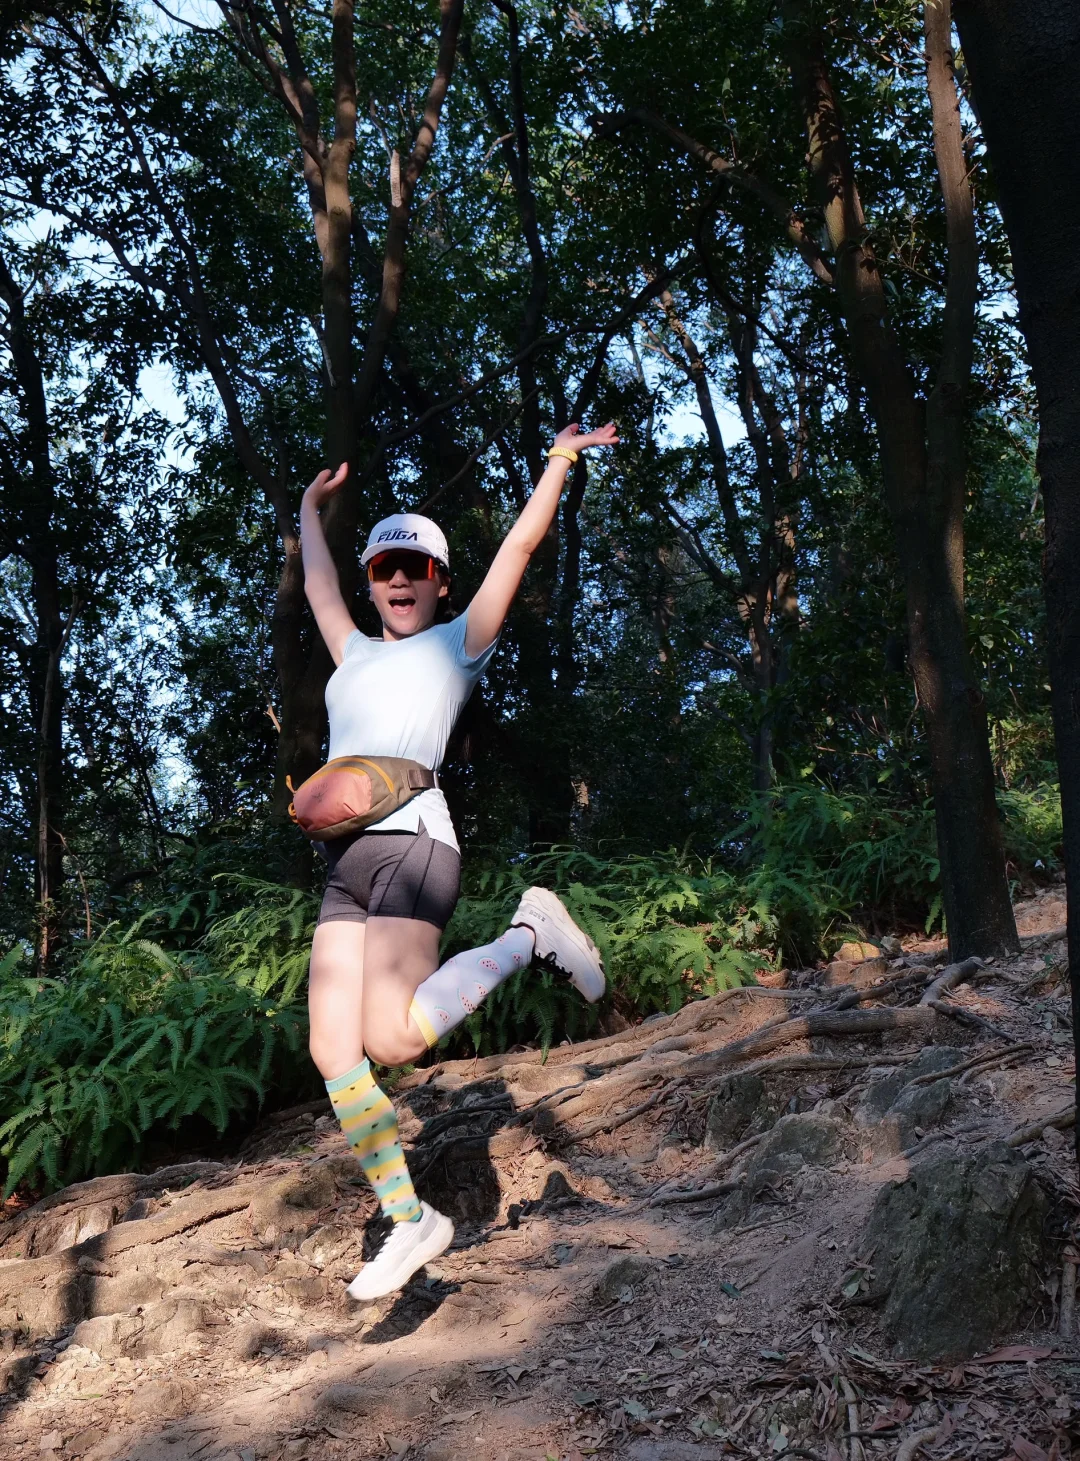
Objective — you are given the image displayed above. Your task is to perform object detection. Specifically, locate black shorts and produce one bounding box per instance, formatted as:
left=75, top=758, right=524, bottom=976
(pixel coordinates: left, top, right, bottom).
left=316, top=823, right=461, bottom=931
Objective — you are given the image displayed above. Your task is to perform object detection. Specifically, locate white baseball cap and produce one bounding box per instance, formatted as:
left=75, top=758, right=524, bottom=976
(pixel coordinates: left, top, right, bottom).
left=361, top=513, right=450, bottom=570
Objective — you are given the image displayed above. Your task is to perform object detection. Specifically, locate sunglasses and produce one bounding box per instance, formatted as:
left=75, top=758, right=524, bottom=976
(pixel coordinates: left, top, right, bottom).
left=366, top=550, right=438, bottom=583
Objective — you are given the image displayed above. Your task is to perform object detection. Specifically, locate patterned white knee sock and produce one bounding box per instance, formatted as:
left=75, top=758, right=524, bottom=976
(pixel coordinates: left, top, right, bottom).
left=409, top=925, right=535, bottom=1047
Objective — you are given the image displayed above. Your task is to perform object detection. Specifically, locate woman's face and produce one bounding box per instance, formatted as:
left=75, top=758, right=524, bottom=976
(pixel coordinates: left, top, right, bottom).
left=367, top=550, right=449, bottom=640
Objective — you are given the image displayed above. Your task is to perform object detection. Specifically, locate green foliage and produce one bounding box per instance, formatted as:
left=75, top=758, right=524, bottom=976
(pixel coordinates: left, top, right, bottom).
left=0, top=884, right=315, bottom=1197
left=999, top=784, right=1063, bottom=878
left=0, top=777, right=1063, bottom=1194
left=744, top=784, right=940, bottom=958
left=745, top=780, right=1064, bottom=958
left=445, top=848, right=766, bottom=1056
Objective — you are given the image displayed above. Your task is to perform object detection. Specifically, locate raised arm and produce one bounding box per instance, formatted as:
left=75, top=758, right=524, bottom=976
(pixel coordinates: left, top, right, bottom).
left=301, top=463, right=357, bottom=666
left=465, top=423, right=619, bottom=658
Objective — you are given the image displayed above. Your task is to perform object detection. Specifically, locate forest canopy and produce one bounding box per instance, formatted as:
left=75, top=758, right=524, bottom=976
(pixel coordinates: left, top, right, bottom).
left=0, top=0, right=1062, bottom=1187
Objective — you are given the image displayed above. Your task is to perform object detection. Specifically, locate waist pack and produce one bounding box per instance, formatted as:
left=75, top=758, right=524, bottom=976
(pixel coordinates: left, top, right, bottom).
left=288, top=756, right=437, bottom=841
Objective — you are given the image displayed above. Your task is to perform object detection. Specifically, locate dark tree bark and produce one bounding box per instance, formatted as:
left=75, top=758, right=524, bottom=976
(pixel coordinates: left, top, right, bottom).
left=951, top=0, right=1080, bottom=1151
left=0, top=251, right=65, bottom=967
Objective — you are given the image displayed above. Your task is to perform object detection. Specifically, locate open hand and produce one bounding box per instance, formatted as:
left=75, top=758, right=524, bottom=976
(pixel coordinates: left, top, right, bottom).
left=552, top=422, right=620, bottom=453
left=303, top=462, right=348, bottom=507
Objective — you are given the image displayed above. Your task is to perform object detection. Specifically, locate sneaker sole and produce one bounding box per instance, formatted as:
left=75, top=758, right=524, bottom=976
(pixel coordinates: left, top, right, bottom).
left=514, top=887, right=605, bottom=1003
left=346, top=1212, right=455, bottom=1302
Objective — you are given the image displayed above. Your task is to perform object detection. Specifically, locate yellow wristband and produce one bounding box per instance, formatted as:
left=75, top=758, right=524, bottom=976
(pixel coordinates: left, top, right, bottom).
left=547, top=446, right=579, bottom=464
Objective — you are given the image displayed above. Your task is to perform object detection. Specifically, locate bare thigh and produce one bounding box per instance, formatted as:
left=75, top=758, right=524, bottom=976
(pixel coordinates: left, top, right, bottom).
left=361, top=916, right=441, bottom=1068
left=308, top=920, right=367, bottom=1081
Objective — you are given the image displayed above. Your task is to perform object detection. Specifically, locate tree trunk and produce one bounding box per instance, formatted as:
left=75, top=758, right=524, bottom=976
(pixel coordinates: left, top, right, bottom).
left=784, top=4, right=1018, bottom=958
left=0, top=251, right=65, bottom=966
left=952, top=0, right=1080, bottom=1151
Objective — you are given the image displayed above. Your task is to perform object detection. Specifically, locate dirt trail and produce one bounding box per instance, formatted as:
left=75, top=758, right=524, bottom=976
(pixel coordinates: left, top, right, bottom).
left=0, top=887, right=1077, bottom=1461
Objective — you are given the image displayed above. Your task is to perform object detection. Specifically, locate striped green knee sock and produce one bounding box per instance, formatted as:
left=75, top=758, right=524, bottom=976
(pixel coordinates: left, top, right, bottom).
left=325, top=1059, right=422, bottom=1224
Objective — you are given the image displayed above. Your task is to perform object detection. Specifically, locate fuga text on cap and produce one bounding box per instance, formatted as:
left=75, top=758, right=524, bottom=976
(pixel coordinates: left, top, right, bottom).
left=361, top=514, right=450, bottom=571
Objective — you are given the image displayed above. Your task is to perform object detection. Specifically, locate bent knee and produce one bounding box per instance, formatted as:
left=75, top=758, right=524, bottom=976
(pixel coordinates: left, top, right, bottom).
left=363, top=1030, right=421, bottom=1069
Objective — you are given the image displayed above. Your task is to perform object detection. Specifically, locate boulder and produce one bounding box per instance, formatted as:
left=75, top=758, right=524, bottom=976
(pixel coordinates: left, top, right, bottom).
left=704, top=1073, right=780, bottom=1149
left=836, top=940, right=884, bottom=963
left=713, top=1114, right=849, bottom=1229
left=824, top=956, right=888, bottom=988
left=83, top=1265, right=168, bottom=1318
left=745, top=1113, right=848, bottom=1195
left=855, top=1047, right=964, bottom=1125
left=861, top=1144, right=1048, bottom=1361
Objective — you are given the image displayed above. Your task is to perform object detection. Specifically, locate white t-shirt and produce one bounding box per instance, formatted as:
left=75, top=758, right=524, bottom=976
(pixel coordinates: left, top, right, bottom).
left=323, top=608, right=498, bottom=851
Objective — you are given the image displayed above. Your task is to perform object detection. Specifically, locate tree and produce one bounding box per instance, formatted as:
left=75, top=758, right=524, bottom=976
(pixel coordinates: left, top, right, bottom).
left=951, top=0, right=1080, bottom=1143
left=588, top=0, right=1019, bottom=958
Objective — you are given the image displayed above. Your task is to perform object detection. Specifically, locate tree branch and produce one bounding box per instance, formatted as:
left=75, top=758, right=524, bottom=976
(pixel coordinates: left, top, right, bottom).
left=592, top=106, right=834, bottom=286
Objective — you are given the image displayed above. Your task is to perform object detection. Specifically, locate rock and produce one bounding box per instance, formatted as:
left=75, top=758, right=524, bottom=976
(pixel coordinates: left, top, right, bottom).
left=83, top=1436, right=131, bottom=1461
left=72, top=1297, right=205, bottom=1360
left=127, top=1377, right=188, bottom=1420
left=861, top=1144, right=1048, bottom=1361
left=27, top=1202, right=119, bottom=1257
left=281, top=1276, right=330, bottom=1306
left=84, top=1266, right=169, bottom=1317
left=824, top=956, right=888, bottom=988
left=68, top=1428, right=107, bottom=1458
left=837, top=940, right=883, bottom=962
left=534, top=1164, right=576, bottom=1204
left=247, top=1165, right=339, bottom=1242
left=745, top=1113, right=848, bottom=1194
left=281, top=1444, right=310, bottom=1461
left=235, top=1323, right=282, bottom=1360
left=594, top=1255, right=658, bottom=1304
left=298, top=1224, right=355, bottom=1269
left=863, top=1081, right=953, bottom=1159
left=713, top=1113, right=850, bottom=1229
left=510, top=1063, right=588, bottom=1094
left=704, top=1073, right=779, bottom=1148
left=855, top=1047, right=964, bottom=1125
left=1, top=1350, right=40, bottom=1393
left=38, top=1432, right=63, bottom=1454
left=119, top=1198, right=157, bottom=1223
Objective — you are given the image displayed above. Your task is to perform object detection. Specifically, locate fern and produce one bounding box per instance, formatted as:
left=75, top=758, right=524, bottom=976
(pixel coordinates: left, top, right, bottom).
left=0, top=923, right=311, bottom=1196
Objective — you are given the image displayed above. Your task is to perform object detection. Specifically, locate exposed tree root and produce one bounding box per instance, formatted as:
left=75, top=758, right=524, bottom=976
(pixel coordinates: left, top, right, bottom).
left=1021, top=925, right=1067, bottom=950
left=650, top=1176, right=743, bottom=1207
left=401, top=983, right=823, bottom=1090
left=895, top=1426, right=940, bottom=1461
left=1007, top=1106, right=1076, bottom=1147
left=0, top=1181, right=264, bottom=1309
left=906, top=1043, right=1033, bottom=1088
left=919, top=957, right=983, bottom=1005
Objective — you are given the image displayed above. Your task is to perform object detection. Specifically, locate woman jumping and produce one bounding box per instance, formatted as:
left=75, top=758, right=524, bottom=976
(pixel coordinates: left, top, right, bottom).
left=300, top=422, right=619, bottom=1301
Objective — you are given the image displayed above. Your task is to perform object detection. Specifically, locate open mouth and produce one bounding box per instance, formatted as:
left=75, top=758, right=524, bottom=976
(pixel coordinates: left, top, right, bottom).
left=387, top=593, right=416, bottom=616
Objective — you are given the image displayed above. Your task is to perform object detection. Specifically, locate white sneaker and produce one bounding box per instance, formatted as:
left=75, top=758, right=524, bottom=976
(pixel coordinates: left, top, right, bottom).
left=511, top=886, right=606, bottom=1003
left=346, top=1202, right=454, bottom=1302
